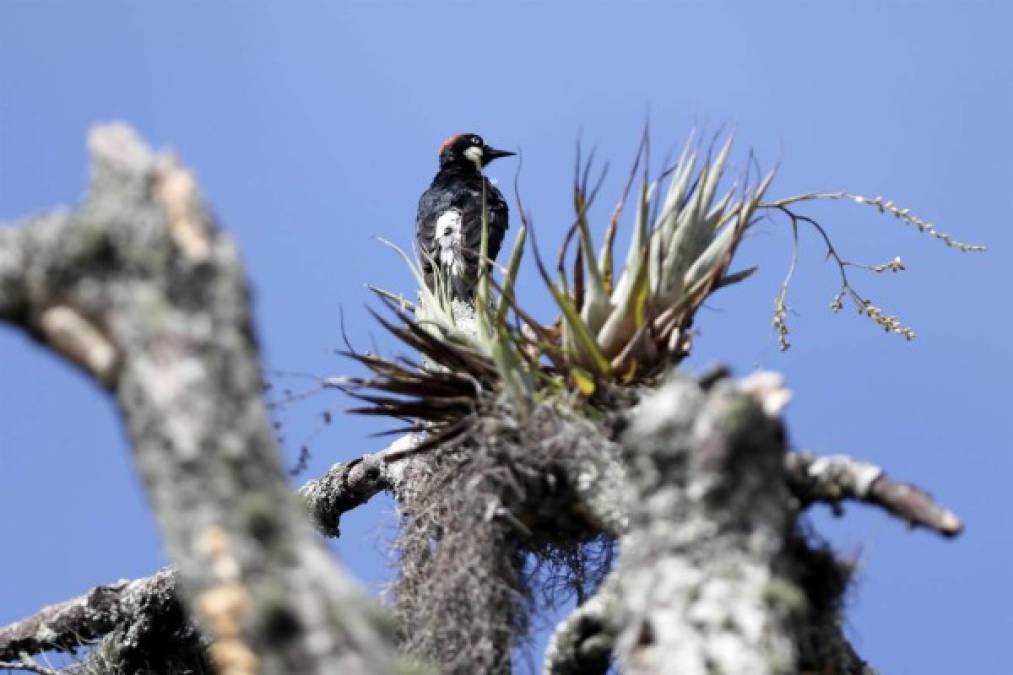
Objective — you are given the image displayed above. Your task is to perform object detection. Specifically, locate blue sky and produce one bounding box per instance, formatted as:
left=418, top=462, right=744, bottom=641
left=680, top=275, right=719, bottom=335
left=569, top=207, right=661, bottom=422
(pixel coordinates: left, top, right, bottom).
left=1, top=2, right=1010, bottom=672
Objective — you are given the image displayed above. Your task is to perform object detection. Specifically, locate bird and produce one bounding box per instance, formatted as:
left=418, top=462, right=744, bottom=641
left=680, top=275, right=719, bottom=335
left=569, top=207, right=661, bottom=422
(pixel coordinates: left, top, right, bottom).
left=415, top=133, right=515, bottom=299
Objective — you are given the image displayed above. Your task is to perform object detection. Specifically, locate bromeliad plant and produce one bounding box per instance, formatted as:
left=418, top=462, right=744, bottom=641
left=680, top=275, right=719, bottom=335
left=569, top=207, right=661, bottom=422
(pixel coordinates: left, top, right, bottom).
left=532, top=133, right=772, bottom=385
left=342, top=130, right=983, bottom=440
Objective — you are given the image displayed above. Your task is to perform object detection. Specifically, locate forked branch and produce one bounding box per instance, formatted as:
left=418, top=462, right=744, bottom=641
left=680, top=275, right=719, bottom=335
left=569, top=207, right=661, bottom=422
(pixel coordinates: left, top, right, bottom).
left=0, top=124, right=399, bottom=674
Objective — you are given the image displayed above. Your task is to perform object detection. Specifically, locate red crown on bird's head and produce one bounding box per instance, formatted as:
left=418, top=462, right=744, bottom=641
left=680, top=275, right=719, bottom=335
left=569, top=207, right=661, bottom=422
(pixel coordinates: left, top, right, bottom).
left=438, top=134, right=465, bottom=156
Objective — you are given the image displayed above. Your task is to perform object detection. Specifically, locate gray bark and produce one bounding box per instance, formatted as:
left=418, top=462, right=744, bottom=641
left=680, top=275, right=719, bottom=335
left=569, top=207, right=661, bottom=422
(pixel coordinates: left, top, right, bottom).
left=299, top=433, right=421, bottom=538
left=544, top=372, right=879, bottom=675
left=0, top=570, right=199, bottom=670
left=784, top=452, right=962, bottom=536
left=0, top=125, right=398, bottom=674
left=611, top=373, right=799, bottom=674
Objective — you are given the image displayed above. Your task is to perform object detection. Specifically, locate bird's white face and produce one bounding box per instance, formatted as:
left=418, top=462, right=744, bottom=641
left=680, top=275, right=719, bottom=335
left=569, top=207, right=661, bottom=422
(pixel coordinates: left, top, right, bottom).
left=463, top=145, right=484, bottom=167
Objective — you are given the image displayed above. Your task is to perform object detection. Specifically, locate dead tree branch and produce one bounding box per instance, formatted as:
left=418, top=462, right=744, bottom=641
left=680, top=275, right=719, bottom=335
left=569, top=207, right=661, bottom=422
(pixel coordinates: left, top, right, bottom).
left=0, top=570, right=179, bottom=663
left=544, top=372, right=874, bottom=675
left=299, top=433, right=421, bottom=537
left=612, top=373, right=799, bottom=674
left=0, top=434, right=425, bottom=668
left=0, top=569, right=207, bottom=674
left=0, top=124, right=399, bottom=674
left=542, top=586, right=619, bottom=675
left=785, top=451, right=963, bottom=536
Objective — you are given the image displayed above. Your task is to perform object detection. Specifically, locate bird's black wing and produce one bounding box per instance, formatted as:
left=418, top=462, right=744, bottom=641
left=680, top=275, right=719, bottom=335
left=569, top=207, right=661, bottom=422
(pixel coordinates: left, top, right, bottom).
left=416, top=175, right=509, bottom=291
left=459, top=177, right=510, bottom=273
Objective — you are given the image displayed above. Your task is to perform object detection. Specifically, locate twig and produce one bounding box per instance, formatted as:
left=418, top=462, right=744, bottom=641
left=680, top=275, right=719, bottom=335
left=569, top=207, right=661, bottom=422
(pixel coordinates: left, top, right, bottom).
left=771, top=204, right=916, bottom=340
left=772, top=215, right=800, bottom=351
left=763, top=191, right=986, bottom=252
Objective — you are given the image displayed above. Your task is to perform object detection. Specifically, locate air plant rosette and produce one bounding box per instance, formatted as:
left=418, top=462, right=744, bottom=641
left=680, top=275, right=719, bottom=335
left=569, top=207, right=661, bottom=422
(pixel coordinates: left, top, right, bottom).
left=342, top=130, right=984, bottom=440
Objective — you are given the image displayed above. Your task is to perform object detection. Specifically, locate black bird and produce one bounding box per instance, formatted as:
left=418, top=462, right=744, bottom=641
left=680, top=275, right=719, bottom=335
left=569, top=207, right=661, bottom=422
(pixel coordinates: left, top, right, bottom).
left=415, top=133, right=515, bottom=299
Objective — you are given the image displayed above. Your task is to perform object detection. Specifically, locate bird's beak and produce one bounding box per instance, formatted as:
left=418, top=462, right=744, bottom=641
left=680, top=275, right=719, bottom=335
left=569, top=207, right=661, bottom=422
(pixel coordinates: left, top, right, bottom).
left=483, top=146, right=516, bottom=161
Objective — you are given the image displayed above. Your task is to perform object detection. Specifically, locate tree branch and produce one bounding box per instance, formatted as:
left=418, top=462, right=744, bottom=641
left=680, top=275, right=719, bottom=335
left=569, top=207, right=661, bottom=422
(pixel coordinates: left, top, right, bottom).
left=0, top=569, right=178, bottom=662
left=0, top=124, right=399, bottom=674
left=0, top=435, right=419, bottom=666
left=543, top=372, right=873, bottom=675
left=608, top=373, right=800, bottom=674
left=299, top=433, right=420, bottom=537
left=0, top=569, right=208, bottom=674
left=785, top=451, right=963, bottom=536
left=542, top=585, right=619, bottom=675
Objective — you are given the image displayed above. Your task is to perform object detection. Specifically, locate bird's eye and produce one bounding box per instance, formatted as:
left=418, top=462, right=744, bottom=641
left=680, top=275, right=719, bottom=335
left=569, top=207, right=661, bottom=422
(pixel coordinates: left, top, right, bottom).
left=472, top=136, right=483, bottom=145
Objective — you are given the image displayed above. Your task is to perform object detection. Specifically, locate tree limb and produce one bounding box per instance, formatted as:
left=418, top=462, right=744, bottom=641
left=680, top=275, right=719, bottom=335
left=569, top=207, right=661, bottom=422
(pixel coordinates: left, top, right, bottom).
left=785, top=451, right=963, bottom=536
left=0, top=124, right=399, bottom=674
left=542, top=585, right=619, bottom=675
left=608, top=373, right=800, bottom=674
left=299, top=433, right=420, bottom=537
left=0, top=570, right=178, bottom=662
left=0, top=569, right=209, bottom=674
left=0, top=435, right=418, bottom=666
left=543, top=372, right=874, bottom=675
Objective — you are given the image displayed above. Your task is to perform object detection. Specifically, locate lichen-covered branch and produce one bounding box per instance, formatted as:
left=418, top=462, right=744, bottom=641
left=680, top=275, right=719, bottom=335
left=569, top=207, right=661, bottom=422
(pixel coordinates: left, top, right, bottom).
left=541, top=372, right=872, bottom=675
left=0, top=125, right=398, bottom=674
left=0, top=570, right=181, bottom=662
left=0, top=569, right=208, bottom=674
left=0, top=436, right=420, bottom=669
left=607, top=373, right=800, bottom=674
left=785, top=451, right=963, bottom=536
left=542, top=585, right=619, bottom=675
left=299, top=433, right=421, bottom=538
